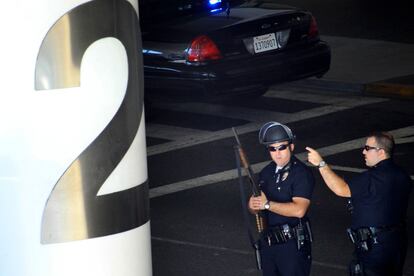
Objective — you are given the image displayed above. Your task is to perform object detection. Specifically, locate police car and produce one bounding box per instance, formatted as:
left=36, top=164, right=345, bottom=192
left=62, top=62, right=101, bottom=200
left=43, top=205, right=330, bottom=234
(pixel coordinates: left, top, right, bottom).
left=139, top=0, right=331, bottom=101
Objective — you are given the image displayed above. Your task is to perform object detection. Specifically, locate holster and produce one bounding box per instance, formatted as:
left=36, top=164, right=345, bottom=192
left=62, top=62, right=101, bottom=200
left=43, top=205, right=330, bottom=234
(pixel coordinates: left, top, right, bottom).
left=349, top=259, right=365, bottom=276
left=347, top=227, right=381, bottom=252
left=262, top=221, right=312, bottom=250
left=295, top=220, right=313, bottom=250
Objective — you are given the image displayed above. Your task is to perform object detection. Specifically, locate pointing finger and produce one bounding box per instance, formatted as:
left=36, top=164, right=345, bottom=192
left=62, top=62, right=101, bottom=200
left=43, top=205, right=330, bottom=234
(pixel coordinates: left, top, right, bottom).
left=305, top=146, right=314, bottom=153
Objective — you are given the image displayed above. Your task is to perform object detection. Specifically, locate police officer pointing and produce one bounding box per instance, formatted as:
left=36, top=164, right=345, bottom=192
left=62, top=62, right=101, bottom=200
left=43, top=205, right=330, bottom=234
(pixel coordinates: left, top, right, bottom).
left=249, top=122, right=314, bottom=276
left=307, top=131, right=412, bottom=276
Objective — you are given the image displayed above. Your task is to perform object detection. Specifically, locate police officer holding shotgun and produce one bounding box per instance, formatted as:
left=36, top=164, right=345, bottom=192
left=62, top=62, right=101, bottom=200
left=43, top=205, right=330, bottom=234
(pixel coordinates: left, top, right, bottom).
left=307, top=131, right=412, bottom=276
left=249, top=122, right=314, bottom=276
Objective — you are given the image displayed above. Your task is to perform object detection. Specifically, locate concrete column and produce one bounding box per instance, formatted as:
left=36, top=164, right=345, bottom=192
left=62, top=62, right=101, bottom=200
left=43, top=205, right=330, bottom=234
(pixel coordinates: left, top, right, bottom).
left=0, top=0, right=152, bottom=275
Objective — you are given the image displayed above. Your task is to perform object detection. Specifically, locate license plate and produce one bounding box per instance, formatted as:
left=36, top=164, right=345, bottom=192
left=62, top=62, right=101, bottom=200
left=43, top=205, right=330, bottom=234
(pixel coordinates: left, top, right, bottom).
left=253, top=30, right=290, bottom=54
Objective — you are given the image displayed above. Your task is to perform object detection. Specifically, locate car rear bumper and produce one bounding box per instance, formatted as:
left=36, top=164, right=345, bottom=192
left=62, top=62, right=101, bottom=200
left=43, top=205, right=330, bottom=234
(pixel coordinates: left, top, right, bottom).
left=144, top=41, right=331, bottom=99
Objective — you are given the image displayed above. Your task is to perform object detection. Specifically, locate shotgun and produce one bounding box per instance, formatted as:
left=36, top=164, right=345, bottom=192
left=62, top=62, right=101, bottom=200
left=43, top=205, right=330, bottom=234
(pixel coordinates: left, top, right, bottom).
left=232, top=127, right=263, bottom=232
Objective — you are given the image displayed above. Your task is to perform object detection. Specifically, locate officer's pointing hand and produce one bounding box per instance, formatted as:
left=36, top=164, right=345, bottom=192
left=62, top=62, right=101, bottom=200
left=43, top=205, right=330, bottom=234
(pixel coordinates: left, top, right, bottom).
left=306, top=147, right=323, bottom=167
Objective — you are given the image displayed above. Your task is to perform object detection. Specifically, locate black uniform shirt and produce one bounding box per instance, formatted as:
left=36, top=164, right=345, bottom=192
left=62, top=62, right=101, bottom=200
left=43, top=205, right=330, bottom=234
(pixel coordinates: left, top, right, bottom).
left=259, top=155, right=315, bottom=226
left=348, top=159, right=412, bottom=229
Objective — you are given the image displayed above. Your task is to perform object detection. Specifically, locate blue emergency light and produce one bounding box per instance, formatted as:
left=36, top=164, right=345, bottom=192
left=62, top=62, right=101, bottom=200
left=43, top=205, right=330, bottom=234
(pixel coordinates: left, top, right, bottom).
left=209, top=0, right=221, bottom=6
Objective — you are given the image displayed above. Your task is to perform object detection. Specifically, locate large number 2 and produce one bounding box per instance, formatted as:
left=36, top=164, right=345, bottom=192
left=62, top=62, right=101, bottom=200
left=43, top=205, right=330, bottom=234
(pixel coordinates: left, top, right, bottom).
left=35, top=0, right=149, bottom=244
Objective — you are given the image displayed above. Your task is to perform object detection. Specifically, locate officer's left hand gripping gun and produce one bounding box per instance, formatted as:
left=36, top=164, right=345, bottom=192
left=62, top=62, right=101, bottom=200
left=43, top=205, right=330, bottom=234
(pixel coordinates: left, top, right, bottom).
left=232, top=127, right=264, bottom=270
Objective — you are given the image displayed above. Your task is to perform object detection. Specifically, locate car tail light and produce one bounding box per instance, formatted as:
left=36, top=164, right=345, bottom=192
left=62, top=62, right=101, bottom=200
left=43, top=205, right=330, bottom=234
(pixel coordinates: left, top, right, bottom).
left=186, top=35, right=223, bottom=62
left=308, top=16, right=319, bottom=39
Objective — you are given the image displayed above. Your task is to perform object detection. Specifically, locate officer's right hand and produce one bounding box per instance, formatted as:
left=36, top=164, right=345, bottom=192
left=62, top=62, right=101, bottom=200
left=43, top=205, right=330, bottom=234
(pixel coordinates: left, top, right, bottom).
left=305, top=147, right=323, bottom=167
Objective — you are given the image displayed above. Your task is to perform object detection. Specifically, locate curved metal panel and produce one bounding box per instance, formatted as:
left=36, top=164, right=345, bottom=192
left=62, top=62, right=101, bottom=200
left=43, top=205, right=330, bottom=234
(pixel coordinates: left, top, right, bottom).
left=36, top=0, right=148, bottom=244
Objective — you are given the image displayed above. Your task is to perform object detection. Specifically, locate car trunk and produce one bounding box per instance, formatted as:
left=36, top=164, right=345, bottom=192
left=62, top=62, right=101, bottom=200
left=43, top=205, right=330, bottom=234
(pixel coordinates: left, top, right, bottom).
left=141, top=3, right=316, bottom=62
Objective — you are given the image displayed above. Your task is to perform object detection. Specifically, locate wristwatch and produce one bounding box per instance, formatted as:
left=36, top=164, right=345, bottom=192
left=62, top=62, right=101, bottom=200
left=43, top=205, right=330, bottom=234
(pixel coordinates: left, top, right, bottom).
left=318, top=160, right=327, bottom=168
left=264, top=201, right=271, bottom=210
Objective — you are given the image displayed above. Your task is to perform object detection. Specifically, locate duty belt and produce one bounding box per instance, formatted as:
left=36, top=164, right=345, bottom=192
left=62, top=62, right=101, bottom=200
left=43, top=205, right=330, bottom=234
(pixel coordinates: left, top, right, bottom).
left=347, top=224, right=403, bottom=252
left=262, top=221, right=312, bottom=249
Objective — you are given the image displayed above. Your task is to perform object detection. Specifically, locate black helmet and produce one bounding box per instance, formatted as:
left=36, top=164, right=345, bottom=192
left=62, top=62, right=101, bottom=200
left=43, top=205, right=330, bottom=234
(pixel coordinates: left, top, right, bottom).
left=258, top=122, right=295, bottom=145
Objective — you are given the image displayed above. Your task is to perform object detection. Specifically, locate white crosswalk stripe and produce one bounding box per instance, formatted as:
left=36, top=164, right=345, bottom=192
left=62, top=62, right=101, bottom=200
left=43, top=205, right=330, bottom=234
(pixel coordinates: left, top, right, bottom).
left=146, top=123, right=212, bottom=140
left=264, top=87, right=366, bottom=105
left=147, top=89, right=414, bottom=198
left=152, top=101, right=286, bottom=122
left=147, top=92, right=387, bottom=156
left=150, top=125, right=414, bottom=198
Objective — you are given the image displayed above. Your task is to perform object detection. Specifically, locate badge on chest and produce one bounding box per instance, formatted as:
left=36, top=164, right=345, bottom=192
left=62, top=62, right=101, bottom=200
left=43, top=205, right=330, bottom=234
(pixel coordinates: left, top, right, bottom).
left=275, top=162, right=292, bottom=192
left=276, top=171, right=289, bottom=191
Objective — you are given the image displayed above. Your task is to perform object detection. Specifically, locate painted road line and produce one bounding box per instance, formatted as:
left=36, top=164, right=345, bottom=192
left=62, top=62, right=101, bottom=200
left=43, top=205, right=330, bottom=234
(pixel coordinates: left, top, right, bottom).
left=151, top=101, right=286, bottom=122
left=149, top=125, right=414, bottom=198
left=264, top=87, right=370, bottom=105
left=150, top=161, right=413, bottom=199
left=396, top=136, right=414, bottom=144
left=147, top=97, right=387, bottom=156
left=152, top=91, right=386, bottom=122
left=153, top=234, right=411, bottom=275
left=152, top=236, right=251, bottom=255
left=152, top=235, right=349, bottom=272
left=277, top=79, right=364, bottom=94
left=146, top=123, right=212, bottom=140
left=149, top=163, right=366, bottom=199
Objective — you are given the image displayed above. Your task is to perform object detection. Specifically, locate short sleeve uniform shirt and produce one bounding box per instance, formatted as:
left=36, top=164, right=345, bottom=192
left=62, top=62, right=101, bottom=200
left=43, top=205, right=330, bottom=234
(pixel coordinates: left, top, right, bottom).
left=347, top=159, right=412, bottom=229
left=259, top=155, right=315, bottom=226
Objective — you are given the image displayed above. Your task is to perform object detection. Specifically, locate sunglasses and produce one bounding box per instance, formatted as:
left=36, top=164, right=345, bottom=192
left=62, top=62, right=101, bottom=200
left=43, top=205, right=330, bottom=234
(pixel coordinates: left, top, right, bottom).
left=363, top=145, right=382, bottom=151
left=267, top=144, right=289, bottom=152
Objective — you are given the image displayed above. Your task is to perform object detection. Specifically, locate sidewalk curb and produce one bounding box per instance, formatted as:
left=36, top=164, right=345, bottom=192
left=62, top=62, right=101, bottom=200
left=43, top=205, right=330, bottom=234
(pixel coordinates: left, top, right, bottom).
left=286, top=79, right=414, bottom=100
left=364, top=82, right=414, bottom=99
